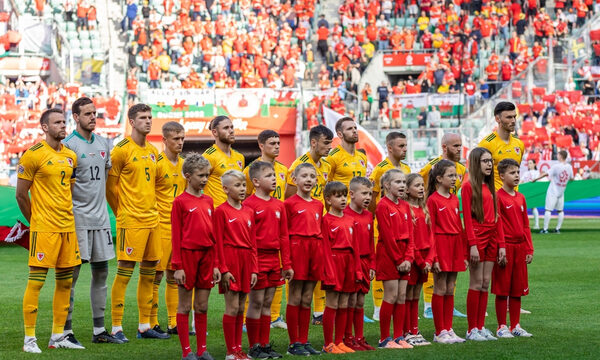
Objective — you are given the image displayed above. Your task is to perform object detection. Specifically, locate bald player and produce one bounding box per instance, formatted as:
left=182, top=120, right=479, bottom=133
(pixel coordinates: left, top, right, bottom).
left=418, top=132, right=467, bottom=319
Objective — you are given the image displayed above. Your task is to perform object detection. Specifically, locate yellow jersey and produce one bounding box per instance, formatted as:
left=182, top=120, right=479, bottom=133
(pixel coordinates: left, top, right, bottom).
left=203, top=144, right=245, bottom=206
left=325, top=145, right=368, bottom=187
left=155, top=152, right=186, bottom=224
left=369, top=157, right=411, bottom=196
left=478, top=131, right=524, bottom=190
left=243, top=157, right=288, bottom=200
left=287, top=151, right=331, bottom=204
left=109, top=137, right=159, bottom=228
left=418, top=156, right=467, bottom=195
left=17, top=141, right=78, bottom=232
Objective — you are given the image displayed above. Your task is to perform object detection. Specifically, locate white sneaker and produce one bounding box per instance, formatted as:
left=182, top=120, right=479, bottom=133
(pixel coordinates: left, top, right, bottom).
left=372, top=306, right=380, bottom=321
left=225, top=354, right=236, bottom=360
left=447, top=329, right=465, bottom=343
left=23, top=337, right=42, bottom=353
left=414, top=333, right=431, bottom=346
left=48, top=335, right=85, bottom=349
left=270, top=317, right=288, bottom=329
left=465, top=328, right=487, bottom=341
left=520, top=308, right=531, bottom=314
left=496, top=325, right=514, bottom=338
left=479, top=327, right=498, bottom=340
left=433, top=330, right=452, bottom=344
left=511, top=324, right=532, bottom=337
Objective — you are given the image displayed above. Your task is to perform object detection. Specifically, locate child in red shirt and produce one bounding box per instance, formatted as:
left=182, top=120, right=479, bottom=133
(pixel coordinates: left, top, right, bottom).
left=375, top=169, right=415, bottom=349
left=426, top=160, right=467, bottom=344
left=320, top=182, right=362, bottom=354
left=284, top=163, right=324, bottom=356
left=244, top=162, right=294, bottom=358
left=462, top=148, right=506, bottom=341
left=342, top=177, right=376, bottom=351
left=172, top=154, right=219, bottom=360
left=214, top=170, right=258, bottom=360
left=493, top=159, right=534, bottom=338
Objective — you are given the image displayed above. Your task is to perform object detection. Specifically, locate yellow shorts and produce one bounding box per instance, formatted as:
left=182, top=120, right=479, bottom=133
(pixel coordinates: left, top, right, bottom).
left=116, top=226, right=161, bottom=262
left=156, top=223, right=173, bottom=272
left=29, top=231, right=82, bottom=269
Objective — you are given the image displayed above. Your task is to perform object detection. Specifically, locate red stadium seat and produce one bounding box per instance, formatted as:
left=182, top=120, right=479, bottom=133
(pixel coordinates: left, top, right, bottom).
left=591, top=29, right=600, bottom=41
left=532, top=87, right=546, bottom=97
left=542, top=94, right=556, bottom=103
left=555, top=135, right=573, bottom=148
left=521, top=121, right=535, bottom=134
left=520, top=134, right=534, bottom=147
left=535, top=127, right=549, bottom=142
left=512, top=82, right=522, bottom=98
left=569, top=146, right=585, bottom=158
left=517, top=104, right=531, bottom=115
left=532, top=103, right=546, bottom=113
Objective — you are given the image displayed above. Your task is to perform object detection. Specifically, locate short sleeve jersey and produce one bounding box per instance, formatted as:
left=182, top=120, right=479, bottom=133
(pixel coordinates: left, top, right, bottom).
left=63, top=131, right=111, bottom=230
left=203, top=144, right=245, bottom=206
left=156, top=153, right=186, bottom=224
left=109, top=137, right=159, bottom=228
left=17, top=141, right=78, bottom=232
left=370, top=157, right=411, bottom=198
left=478, top=131, right=524, bottom=190
left=287, top=152, right=331, bottom=204
left=418, top=156, right=467, bottom=195
left=547, top=162, right=573, bottom=197
left=244, top=157, right=288, bottom=200
left=325, top=145, right=367, bottom=187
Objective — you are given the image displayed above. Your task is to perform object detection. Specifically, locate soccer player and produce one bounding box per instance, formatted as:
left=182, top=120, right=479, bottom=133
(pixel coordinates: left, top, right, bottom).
left=171, top=153, right=219, bottom=360
left=62, top=97, right=121, bottom=345
left=418, top=132, right=467, bottom=319
left=244, top=161, right=294, bottom=359
left=494, top=159, right=534, bottom=338
left=203, top=116, right=245, bottom=207
left=326, top=117, right=368, bottom=185
left=16, top=109, right=82, bottom=352
left=214, top=170, right=258, bottom=360
left=320, top=182, right=362, bottom=354
left=107, top=104, right=168, bottom=341
left=462, top=148, right=507, bottom=341
left=152, top=122, right=186, bottom=335
left=284, top=163, right=324, bottom=356
left=243, top=130, right=289, bottom=329
left=342, top=177, right=376, bottom=351
left=533, top=150, right=573, bottom=234
left=368, top=131, right=410, bottom=321
left=375, top=169, right=414, bottom=349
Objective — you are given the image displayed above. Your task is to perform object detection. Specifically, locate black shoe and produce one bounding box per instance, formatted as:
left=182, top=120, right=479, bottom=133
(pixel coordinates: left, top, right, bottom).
left=552, top=229, right=561, bottom=234
left=197, top=351, right=215, bottom=360
left=540, top=229, right=548, bottom=234
left=182, top=352, right=197, bottom=360
left=152, top=325, right=168, bottom=334
left=167, top=326, right=179, bottom=335
left=248, top=343, right=270, bottom=359
left=65, top=333, right=84, bottom=347
left=263, top=344, right=282, bottom=358
left=137, top=328, right=170, bottom=339
left=92, top=330, right=124, bottom=344
left=287, top=342, right=310, bottom=356
left=311, top=314, right=323, bottom=325
left=112, top=331, right=129, bottom=343
left=303, top=342, right=321, bottom=355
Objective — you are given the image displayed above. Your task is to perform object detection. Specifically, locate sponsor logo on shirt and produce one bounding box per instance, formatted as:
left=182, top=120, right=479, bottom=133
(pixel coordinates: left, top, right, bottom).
left=247, top=220, right=251, bottom=227
left=438, top=207, right=446, bottom=211
left=189, top=207, right=197, bottom=212
left=390, top=212, right=397, bottom=216
left=506, top=205, right=513, bottom=209
left=298, top=209, right=306, bottom=213
left=275, top=211, right=280, bottom=219
left=228, top=218, right=237, bottom=223
left=331, top=226, right=339, bottom=232
left=208, top=209, right=212, bottom=216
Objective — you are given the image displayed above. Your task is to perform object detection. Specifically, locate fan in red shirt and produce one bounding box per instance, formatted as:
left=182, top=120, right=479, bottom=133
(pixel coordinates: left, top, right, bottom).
left=214, top=170, right=258, bottom=359
left=171, top=154, right=219, bottom=360
left=244, top=161, right=293, bottom=358
left=375, top=169, right=415, bottom=349
left=462, top=148, right=506, bottom=341
left=493, top=159, right=534, bottom=338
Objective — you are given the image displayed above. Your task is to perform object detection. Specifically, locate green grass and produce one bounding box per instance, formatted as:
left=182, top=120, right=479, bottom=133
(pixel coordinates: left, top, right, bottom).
left=1, top=219, right=599, bottom=359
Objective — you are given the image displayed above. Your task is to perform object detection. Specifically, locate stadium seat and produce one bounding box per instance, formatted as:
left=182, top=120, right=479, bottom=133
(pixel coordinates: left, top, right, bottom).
left=67, top=22, right=76, bottom=32
left=79, top=30, right=90, bottom=40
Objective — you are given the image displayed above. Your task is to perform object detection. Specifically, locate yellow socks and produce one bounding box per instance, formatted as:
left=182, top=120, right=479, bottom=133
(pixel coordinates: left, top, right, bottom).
left=165, top=279, right=178, bottom=329
left=270, top=285, right=284, bottom=322
left=138, top=266, right=156, bottom=326
left=150, top=277, right=161, bottom=328
left=23, top=269, right=48, bottom=337
left=372, top=280, right=384, bottom=308
left=313, top=283, right=326, bottom=314
left=52, top=268, right=74, bottom=335
left=423, top=273, right=435, bottom=304
left=111, top=266, right=133, bottom=327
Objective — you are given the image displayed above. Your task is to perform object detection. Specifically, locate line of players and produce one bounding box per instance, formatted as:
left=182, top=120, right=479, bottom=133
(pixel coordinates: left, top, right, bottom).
left=16, top=99, right=534, bottom=359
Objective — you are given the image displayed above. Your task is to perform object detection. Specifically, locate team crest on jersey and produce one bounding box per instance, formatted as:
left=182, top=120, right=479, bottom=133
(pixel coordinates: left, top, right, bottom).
left=150, top=154, right=156, bottom=162
left=514, top=147, right=520, bottom=154
left=237, top=160, right=243, bottom=169
left=126, top=247, right=134, bottom=255
left=18, top=165, right=24, bottom=174
left=315, top=213, right=320, bottom=220
left=36, top=252, right=44, bottom=261
left=323, top=173, right=328, bottom=180
left=100, top=151, right=106, bottom=159
left=208, top=209, right=212, bottom=216
left=455, top=208, right=459, bottom=214
left=279, top=173, right=285, bottom=181
left=404, top=214, right=408, bottom=220
left=275, top=211, right=280, bottom=219
left=349, top=227, right=353, bottom=235
left=247, top=220, right=251, bottom=228
left=521, top=205, right=524, bottom=212
left=359, top=160, right=365, bottom=167
left=367, top=224, right=371, bottom=230
left=67, top=158, right=73, bottom=167
left=458, top=174, right=463, bottom=181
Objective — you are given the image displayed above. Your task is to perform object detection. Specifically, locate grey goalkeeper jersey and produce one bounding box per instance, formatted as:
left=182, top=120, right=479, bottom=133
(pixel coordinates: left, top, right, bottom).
left=63, top=131, right=112, bottom=230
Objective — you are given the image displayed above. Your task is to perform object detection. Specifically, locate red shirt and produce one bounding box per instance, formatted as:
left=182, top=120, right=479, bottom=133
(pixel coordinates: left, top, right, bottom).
left=317, top=26, right=329, bottom=40
left=426, top=191, right=462, bottom=235
left=461, top=181, right=504, bottom=247
left=375, top=197, right=415, bottom=265
left=344, top=206, right=374, bottom=267
left=322, top=213, right=362, bottom=282
left=411, top=205, right=436, bottom=269
left=465, top=81, right=476, bottom=96
left=497, top=189, right=534, bottom=254
left=170, top=192, right=215, bottom=270
left=213, top=202, right=258, bottom=274
left=284, top=194, right=324, bottom=238
left=243, top=195, right=292, bottom=270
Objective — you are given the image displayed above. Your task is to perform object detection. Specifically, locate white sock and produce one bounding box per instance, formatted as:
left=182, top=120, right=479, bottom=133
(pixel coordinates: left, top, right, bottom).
left=423, top=301, right=431, bottom=310
left=543, top=210, right=551, bottom=230
left=111, top=326, right=123, bottom=334
left=313, top=312, right=323, bottom=317
left=533, top=208, right=539, bottom=228
left=557, top=211, right=564, bottom=230
left=63, top=329, right=73, bottom=335
left=93, top=327, right=105, bottom=336
left=138, top=323, right=151, bottom=332
left=24, top=335, right=36, bottom=342
left=51, top=333, right=64, bottom=341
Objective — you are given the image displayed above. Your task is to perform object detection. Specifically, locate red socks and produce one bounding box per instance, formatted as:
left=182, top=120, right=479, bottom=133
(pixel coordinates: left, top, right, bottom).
left=177, top=313, right=191, bottom=357
left=392, top=302, right=405, bottom=339
left=403, top=301, right=411, bottom=335
left=286, top=304, right=299, bottom=344
left=334, top=308, right=348, bottom=344
left=354, top=307, right=364, bottom=339
left=466, top=289, right=480, bottom=331
left=298, top=306, right=311, bottom=344
left=195, top=312, right=207, bottom=356
left=477, top=291, right=489, bottom=329
left=409, top=299, right=419, bottom=335
left=345, top=307, right=355, bottom=339
left=495, top=296, right=508, bottom=327
left=323, top=306, right=336, bottom=345
left=235, top=314, right=244, bottom=351
left=223, top=314, right=237, bottom=354
left=259, top=314, right=271, bottom=346
left=432, top=294, right=445, bottom=335
left=246, top=317, right=261, bottom=346
left=509, top=296, right=521, bottom=330
left=379, top=301, right=394, bottom=341
left=444, top=295, right=454, bottom=332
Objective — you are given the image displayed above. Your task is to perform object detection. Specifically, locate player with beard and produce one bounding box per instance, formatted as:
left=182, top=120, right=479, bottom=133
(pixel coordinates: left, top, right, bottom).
left=326, top=117, right=368, bottom=187
left=203, top=116, right=245, bottom=207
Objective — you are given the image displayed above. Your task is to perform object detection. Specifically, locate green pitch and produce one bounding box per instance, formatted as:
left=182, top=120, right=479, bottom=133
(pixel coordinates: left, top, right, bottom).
left=1, top=219, right=598, bottom=359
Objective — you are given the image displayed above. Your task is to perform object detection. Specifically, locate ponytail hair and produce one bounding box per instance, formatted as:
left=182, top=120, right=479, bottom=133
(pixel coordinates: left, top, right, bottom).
left=427, top=159, right=456, bottom=197
left=468, top=147, right=497, bottom=223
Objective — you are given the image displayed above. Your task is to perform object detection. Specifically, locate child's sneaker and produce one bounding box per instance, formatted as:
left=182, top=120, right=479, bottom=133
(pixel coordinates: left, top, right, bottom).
left=465, top=328, right=487, bottom=341
left=270, top=317, right=288, bottom=329
left=511, top=324, right=533, bottom=337
left=322, top=343, right=344, bottom=354
left=433, top=330, right=452, bottom=344
left=496, top=325, right=514, bottom=338
left=335, top=342, right=355, bottom=353
left=479, top=327, right=498, bottom=340
left=447, top=329, right=465, bottom=343
left=343, top=337, right=363, bottom=351
left=404, top=334, right=419, bottom=346
left=356, top=337, right=375, bottom=350
left=23, top=337, right=42, bottom=353
left=286, top=342, right=310, bottom=356
left=413, top=332, right=431, bottom=346
left=378, top=337, right=402, bottom=349
left=393, top=337, right=413, bottom=349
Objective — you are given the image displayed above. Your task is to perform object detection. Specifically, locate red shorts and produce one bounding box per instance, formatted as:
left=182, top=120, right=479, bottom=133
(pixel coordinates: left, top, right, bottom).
left=180, top=247, right=215, bottom=291
left=492, top=242, right=530, bottom=297
left=473, top=224, right=499, bottom=262
left=435, top=234, right=467, bottom=272
left=358, top=256, right=373, bottom=294
left=376, top=240, right=410, bottom=281
left=290, top=236, right=323, bottom=281
left=219, top=247, right=254, bottom=294
left=322, top=249, right=357, bottom=293
left=408, top=250, right=430, bottom=285
left=254, top=250, right=284, bottom=290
